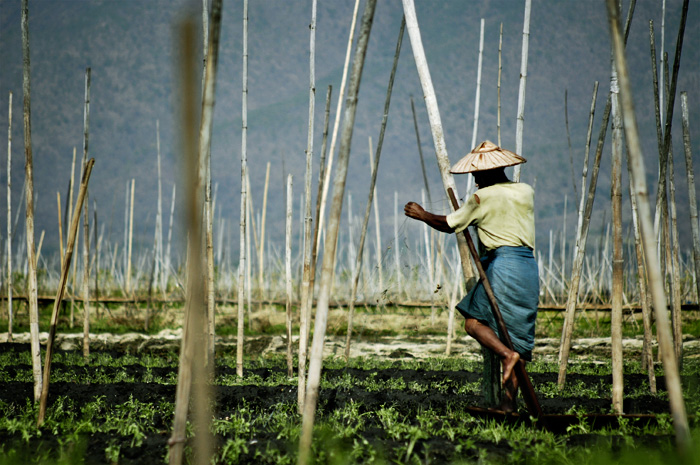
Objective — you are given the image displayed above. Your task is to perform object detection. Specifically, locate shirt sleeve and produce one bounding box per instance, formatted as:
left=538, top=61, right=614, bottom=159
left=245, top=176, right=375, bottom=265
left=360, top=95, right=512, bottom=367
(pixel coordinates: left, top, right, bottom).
left=446, top=193, right=480, bottom=234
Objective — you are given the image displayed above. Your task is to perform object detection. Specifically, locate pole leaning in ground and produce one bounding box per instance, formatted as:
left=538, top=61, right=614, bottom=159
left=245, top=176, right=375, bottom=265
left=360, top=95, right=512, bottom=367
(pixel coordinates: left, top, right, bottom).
left=298, top=1, right=377, bottom=463
left=605, top=0, right=691, bottom=456
left=37, top=158, right=95, bottom=426
left=401, top=0, right=475, bottom=288
left=6, top=92, right=13, bottom=342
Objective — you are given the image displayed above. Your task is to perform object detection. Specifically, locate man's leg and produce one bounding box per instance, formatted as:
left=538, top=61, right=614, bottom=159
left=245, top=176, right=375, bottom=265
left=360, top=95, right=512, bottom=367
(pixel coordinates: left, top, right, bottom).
left=464, top=318, right=519, bottom=385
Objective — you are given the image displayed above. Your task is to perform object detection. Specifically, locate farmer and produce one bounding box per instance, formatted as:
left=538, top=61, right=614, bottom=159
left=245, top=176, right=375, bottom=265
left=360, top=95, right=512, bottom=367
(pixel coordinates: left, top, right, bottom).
left=404, top=140, right=538, bottom=411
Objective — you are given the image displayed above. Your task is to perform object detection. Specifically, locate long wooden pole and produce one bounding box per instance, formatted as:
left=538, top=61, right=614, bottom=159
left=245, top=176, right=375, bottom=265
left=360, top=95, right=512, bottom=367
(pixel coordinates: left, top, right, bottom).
left=401, top=0, right=475, bottom=288
left=126, top=178, right=135, bottom=295
left=466, top=18, right=485, bottom=196
left=680, top=93, right=700, bottom=305
left=81, top=67, right=92, bottom=359
left=236, top=0, right=249, bottom=378
left=197, top=0, right=223, bottom=366
left=316, top=0, right=361, bottom=255
left=298, top=1, right=377, bottom=462
left=605, top=0, right=691, bottom=454
left=513, top=0, right=531, bottom=182
left=37, top=158, right=94, bottom=426
left=297, top=0, right=317, bottom=411
left=345, top=17, right=404, bottom=360
left=285, top=174, right=294, bottom=378
left=21, top=0, right=42, bottom=402
left=6, top=92, right=12, bottom=342
left=258, top=162, right=270, bottom=310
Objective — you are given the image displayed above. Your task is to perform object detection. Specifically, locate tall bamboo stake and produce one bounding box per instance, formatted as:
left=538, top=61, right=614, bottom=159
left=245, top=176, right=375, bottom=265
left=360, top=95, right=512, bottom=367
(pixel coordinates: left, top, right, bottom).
left=410, top=97, right=432, bottom=207
left=316, top=0, right=361, bottom=255
left=285, top=174, right=293, bottom=378
left=298, top=1, right=377, bottom=462
left=236, top=0, right=249, bottom=378
left=169, top=13, right=215, bottom=464
left=297, top=0, right=317, bottom=411
left=610, top=49, right=624, bottom=414
left=164, top=184, right=176, bottom=294
left=156, top=120, right=163, bottom=294
left=81, top=67, right=92, bottom=359
left=258, top=162, right=270, bottom=310
left=345, top=18, right=404, bottom=360
left=497, top=23, right=503, bottom=146
left=21, top=0, right=42, bottom=402
left=197, top=0, right=223, bottom=366
left=605, top=0, right=691, bottom=454
left=37, top=158, right=94, bottom=426
left=369, top=139, right=384, bottom=295
left=394, top=191, right=402, bottom=297
left=513, top=0, right=531, bottom=182
left=57, top=193, right=63, bottom=267
left=558, top=87, right=610, bottom=388
left=681, top=93, right=700, bottom=305
left=466, top=18, right=485, bottom=196
left=6, top=92, right=12, bottom=342
left=402, top=0, right=475, bottom=288
left=126, top=178, right=135, bottom=295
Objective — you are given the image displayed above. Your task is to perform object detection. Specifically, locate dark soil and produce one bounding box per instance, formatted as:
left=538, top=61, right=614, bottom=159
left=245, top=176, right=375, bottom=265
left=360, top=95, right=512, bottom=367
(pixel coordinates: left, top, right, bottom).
left=0, top=343, right=681, bottom=464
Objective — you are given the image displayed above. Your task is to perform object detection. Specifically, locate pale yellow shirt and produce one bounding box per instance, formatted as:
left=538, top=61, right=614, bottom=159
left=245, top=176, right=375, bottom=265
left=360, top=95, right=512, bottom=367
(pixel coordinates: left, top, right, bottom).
left=446, top=182, right=535, bottom=251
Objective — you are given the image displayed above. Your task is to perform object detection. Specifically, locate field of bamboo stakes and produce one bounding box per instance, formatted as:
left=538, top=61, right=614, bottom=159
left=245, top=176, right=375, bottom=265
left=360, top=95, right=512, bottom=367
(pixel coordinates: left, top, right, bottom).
left=1, top=0, right=699, bottom=463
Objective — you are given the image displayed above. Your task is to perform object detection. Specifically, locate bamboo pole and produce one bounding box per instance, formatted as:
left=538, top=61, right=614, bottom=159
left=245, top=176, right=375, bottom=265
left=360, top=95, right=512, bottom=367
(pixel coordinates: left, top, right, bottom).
left=168, top=13, right=215, bottom=464
left=81, top=67, right=92, bottom=359
left=345, top=18, right=404, bottom=360
left=126, top=178, right=135, bottom=295
left=21, top=0, right=42, bottom=402
left=316, top=0, right=361, bottom=255
left=37, top=158, right=94, bottom=426
left=236, top=0, right=249, bottom=378
left=164, top=184, right=176, bottom=294
left=285, top=174, right=293, bottom=378
left=6, top=92, right=12, bottom=342
left=369, top=139, right=384, bottom=296
left=394, top=191, right=402, bottom=297
left=57, top=193, right=64, bottom=267
left=681, top=93, right=700, bottom=305
left=626, top=146, right=656, bottom=393
left=197, top=0, right=223, bottom=366
left=298, top=1, right=377, bottom=462
left=513, top=0, right=531, bottom=182
left=605, top=0, right=691, bottom=454
left=410, top=96, right=432, bottom=205
left=258, top=162, right=270, bottom=310
left=668, top=137, right=683, bottom=367
left=610, top=48, right=625, bottom=414
left=297, top=0, right=317, bottom=411
left=497, top=23, right=503, bottom=146
left=401, top=0, right=475, bottom=288
left=156, top=120, right=163, bottom=294
left=466, top=18, right=485, bottom=196
left=558, top=87, right=610, bottom=388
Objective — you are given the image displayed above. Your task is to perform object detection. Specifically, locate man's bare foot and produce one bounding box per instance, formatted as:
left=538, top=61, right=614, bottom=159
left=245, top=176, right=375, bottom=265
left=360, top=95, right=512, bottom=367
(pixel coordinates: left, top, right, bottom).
left=501, top=351, right=520, bottom=385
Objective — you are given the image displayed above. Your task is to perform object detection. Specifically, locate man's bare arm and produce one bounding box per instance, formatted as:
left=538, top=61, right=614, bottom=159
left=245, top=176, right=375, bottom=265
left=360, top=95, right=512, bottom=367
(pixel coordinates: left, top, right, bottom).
left=403, top=201, right=455, bottom=234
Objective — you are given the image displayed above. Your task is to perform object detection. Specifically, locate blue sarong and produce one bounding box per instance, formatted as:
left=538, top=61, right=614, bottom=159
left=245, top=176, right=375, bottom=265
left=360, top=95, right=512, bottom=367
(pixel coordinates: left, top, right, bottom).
left=456, top=246, right=539, bottom=361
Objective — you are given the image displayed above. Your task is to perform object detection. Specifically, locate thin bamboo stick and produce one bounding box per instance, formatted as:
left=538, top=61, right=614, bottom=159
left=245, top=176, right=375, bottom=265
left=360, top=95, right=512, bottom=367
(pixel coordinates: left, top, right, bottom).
left=497, top=23, right=503, bottom=146
left=610, top=48, right=625, bottom=414
left=605, top=0, right=691, bottom=454
left=680, top=93, right=700, bottom=305
left=258, top=162, right=270, bottom=310
left=466, top=18, right=485, bottom=196
left=197, top=0, right=223, bottom=366
left=169, top=11, right=215, bottom=464
left=57, top=193, right=64, bottom=268
left=513, top=0, right=531, bottom=182
left=402, top=0, right=475, bottom=288
left=285, top=174, right=293, bottom=378
left=164, top=184, right=176, bottom=294
left=369, top=138, right=384, bottom=296
left=299, top=1, right=377, bottom=462
left=21, top=0, right=42, bottom=401
left=81, top=67, right=92, bottom=359
left=126, top=178, right=135, bottom=295
left=236, top=0, right=249, bottom=378
left=37, top=158, right=94, bottom=425
left=344, top=18, right=404, bottom=360
left=558, top=88, right=610, bottom=388
left=668, top=138, right=683, bottom=367
left=6, top=92, right=12, bottom=342
left=316, top=0, right=361, bottom=255
left=394, top=191, right=402, bottom=297
left=156, top=120, right=163, bottom=294
left=297, top=0, right=317, bottom=411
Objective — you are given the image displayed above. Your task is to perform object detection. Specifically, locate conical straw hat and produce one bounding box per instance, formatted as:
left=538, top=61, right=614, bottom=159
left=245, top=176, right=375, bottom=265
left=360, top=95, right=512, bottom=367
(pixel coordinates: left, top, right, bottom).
left=450, top=140, right=526, bottom=174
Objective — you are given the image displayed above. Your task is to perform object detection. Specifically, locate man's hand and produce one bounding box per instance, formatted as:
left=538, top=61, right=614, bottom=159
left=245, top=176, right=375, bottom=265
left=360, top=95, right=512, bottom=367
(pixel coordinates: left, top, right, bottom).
left=404, top=202, right=425, bottom=221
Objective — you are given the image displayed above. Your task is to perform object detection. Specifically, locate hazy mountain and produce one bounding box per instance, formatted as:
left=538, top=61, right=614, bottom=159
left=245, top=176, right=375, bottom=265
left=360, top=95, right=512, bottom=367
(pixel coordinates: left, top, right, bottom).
left=0, top=0, right=698, bottom=269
